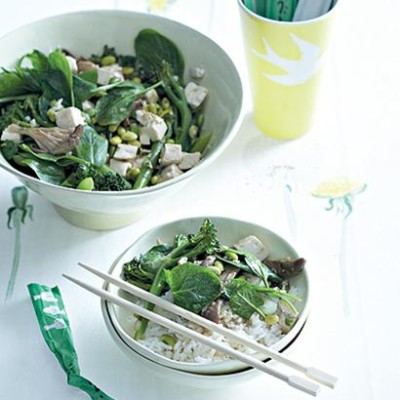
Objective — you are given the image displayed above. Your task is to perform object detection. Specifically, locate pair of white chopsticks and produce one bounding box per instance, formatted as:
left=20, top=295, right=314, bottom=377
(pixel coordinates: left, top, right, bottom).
left=63, top=262, right=338, bottom=396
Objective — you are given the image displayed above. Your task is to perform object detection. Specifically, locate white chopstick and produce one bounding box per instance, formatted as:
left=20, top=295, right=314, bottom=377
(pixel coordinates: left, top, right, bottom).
left=63, top=273, right=320, bottom=397
left=77, top=261, right=337, bottom=389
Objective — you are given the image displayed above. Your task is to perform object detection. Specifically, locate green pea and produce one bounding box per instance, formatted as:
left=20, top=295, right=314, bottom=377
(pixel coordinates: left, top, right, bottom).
left=127, top=167, right=141, bottom=180
left=77, top=177, right=94, bottom=191
left=225, top=251, right=239, bottom=261
left=150, top=175, right=160, bottom=185
left=160, top=334, right=177, bottom=348
left=166, top=138, right=175, bottom=144
left=108, top=124, right=119, bottom=133
left=122, top=66, right=134, bottom=76
left=101, top=55, right=116, bottom=66
left=264, top=314, right=279, bottom=326
left=109, top=136, right=122, bottom=146
left=120, top=131, right=138, bottom=142
left=47, top=109, right=56, bottom=122
left=161, top=97, right=170, bottom=109
left=117, top=126, right=127, bottom=136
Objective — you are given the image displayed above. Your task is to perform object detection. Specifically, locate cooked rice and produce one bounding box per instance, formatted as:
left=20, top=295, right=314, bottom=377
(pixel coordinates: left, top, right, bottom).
left=124, top=290, right=292, bottom=364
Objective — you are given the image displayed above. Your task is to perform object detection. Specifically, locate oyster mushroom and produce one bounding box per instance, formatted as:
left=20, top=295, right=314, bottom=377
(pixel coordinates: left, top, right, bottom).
left=3, top=123, right=84, bottom=155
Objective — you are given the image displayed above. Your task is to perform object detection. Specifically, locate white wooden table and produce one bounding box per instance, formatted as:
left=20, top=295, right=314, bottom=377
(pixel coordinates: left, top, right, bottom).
left=0, top=1, right=398, bottom=399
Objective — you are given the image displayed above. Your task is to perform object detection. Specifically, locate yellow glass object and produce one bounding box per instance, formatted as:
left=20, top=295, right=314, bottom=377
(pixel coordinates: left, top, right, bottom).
left=237, top=0, right=339, bottom=140
left=147, top=0, right=168, bottom=12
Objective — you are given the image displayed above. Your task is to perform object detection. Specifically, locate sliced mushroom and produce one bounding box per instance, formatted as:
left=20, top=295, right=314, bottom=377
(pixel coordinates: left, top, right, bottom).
left=201, top=299, right=222, bottom=324
left=5, top=123, right=84, bottom=155
left=263, top=258, right=306, bottom=279
left=220, top=265, right=240, bottom=283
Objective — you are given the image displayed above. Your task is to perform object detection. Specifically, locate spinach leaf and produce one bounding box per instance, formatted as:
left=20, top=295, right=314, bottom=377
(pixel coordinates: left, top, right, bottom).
left=75, top=126, right=108, bottom=166
left=95, top=86, right=147, bottom=126
left=164, top=262, right=221, bottom=314
left=0, top=70, right=35, bottom=97
left=139, top=244, right=173, bottom=275
left=47, top=50, right=74, bottom=106
left=218, top=249, right=282, bottom=287
left=73, top=75, right=98, bottom=108
left=224, top=278, right=265, bottom=320
left=78, top=70, right=98, bottom=84
left=1, top=140, right=19, bottom=160
left=13, top=153, right=66, bottom=184
left=19, top=143, right=85, bottom=167
left=19, top=50, right=49, bottom=72
left=135, top=29, right=185, bottom=80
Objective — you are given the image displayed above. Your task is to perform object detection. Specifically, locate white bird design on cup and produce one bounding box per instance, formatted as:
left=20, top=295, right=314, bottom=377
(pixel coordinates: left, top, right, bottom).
left=251, top=33, right=324, bottom=86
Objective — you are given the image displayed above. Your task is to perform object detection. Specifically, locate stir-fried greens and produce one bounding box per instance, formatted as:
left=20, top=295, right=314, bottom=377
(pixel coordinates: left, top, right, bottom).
left=0, top=29, right=212, bottom=191
left=122, top=219, right=305, bottom=340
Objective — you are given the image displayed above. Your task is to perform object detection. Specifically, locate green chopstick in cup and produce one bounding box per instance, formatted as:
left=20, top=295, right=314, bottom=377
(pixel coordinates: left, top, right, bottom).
left=243, top=0, right=299, bottom=21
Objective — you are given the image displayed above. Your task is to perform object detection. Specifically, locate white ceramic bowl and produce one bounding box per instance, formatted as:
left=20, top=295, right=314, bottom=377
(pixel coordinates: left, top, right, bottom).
left=0, top=11, right=243, bottom=230
left=102, top=216, right=310, bottom=375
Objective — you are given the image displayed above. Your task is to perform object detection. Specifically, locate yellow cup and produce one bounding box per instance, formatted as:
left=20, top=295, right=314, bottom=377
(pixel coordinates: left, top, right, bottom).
left=237, top=0, right=339, bottom=140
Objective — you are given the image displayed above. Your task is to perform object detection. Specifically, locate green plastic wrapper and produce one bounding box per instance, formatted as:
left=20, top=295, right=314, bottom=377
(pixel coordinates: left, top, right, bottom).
left=28, top=283, right=115, bottom=400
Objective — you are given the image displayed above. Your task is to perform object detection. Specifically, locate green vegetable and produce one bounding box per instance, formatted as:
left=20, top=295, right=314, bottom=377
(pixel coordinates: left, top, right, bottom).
left=75, top=126, right=108, bottom=167
left=133, top=218, right=219, bottom=339
left=164, top=263, right=222, bottom=314
left=217, top=248, right=282, bottom=287
left=191, top=131, right=212, bottom=153
left=61, top=163, right=132, bottom=191
left=13, top=153, right=66, bottom=185
left=5, top=186, right=33, bottom=303
left=133, top=122, right=172, bottom=189
left=158, top=62, right=192, bottom=151
left=95, top=82, right=160, bottom=126
left=135, top=29, right=185, bottom=80
left=224, top=278, right=265, bottom=320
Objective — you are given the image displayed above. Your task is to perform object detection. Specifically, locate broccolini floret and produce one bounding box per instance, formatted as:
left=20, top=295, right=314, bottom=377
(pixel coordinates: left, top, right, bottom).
left=62, top=164, right=132, bottom=191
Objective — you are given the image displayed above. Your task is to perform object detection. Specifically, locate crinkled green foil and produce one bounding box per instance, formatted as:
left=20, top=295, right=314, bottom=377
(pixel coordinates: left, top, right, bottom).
left=28, top=284, right=115, bottom=400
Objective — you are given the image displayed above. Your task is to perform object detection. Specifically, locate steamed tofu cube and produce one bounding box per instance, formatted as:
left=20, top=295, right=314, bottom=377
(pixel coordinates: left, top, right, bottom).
left=65, top=56, right=78, bottom=74
left=184, top=82, right=208, bottom=108
left=131, top=156, right=145, bottom=169
left=234, top=235, right=270, bottom=261
left=109, top=159, right=131, bottom=177
left=55, top=107, right=85, bottom=129
left=1, top=125, right=22, bottom=143
left=178, top=152, right=201, bottom=170
left=139, top=132, right=151, bottom=146
left=144, top=88, right=159, bottom=103
left=97, top=64, right=124, bottom=85
left=82, top=100, right=95, bottom=111
left=113, top=144, right=139, bottom=161
left=160, top=144, right=183, bottom=166
left=160, top=164, right=183, bottom=183
left=136, top=110, right=167, bottom=141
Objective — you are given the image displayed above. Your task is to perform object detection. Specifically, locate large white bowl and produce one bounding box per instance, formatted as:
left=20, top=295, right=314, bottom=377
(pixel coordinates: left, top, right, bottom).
left=102, top=216, right=310, bottom=375
left=0, top=11, right=243, bottom=230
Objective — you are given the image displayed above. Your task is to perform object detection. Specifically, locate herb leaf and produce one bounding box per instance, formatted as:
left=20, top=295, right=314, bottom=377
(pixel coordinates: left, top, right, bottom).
left=224, top=278, right=265, bottom=320
left=164, top=263, right=221, bottom=314
left=135, top=29, right=185, bottom=80
left=75, top=126, right=108, bottom=167
left=13, top=154, right=66, bottom=184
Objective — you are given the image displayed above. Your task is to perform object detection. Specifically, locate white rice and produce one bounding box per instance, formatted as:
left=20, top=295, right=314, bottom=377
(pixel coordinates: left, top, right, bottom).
left=125, top=291, right=292, bottom=364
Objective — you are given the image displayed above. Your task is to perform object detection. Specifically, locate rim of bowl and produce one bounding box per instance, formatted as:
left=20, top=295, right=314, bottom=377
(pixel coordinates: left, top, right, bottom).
left=0, top=9, right=244, bottom=197
left=101, top=215, right=311, bottom=373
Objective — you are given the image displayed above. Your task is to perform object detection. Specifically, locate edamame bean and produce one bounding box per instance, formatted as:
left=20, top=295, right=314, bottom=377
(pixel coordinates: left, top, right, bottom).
left=101, top=55, right=116, bottom=66
left=77, top=177, right=94, bottom=191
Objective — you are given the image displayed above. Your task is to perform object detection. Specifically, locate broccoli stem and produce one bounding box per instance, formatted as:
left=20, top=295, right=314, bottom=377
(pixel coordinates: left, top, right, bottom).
left=134, top=219, right=219, bottom=339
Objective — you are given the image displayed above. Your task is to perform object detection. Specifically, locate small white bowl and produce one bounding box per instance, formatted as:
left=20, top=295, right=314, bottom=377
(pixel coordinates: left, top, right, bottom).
left=0, top=11, right=243, bottom=230
left=102, top=216, right=310, bottom=375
